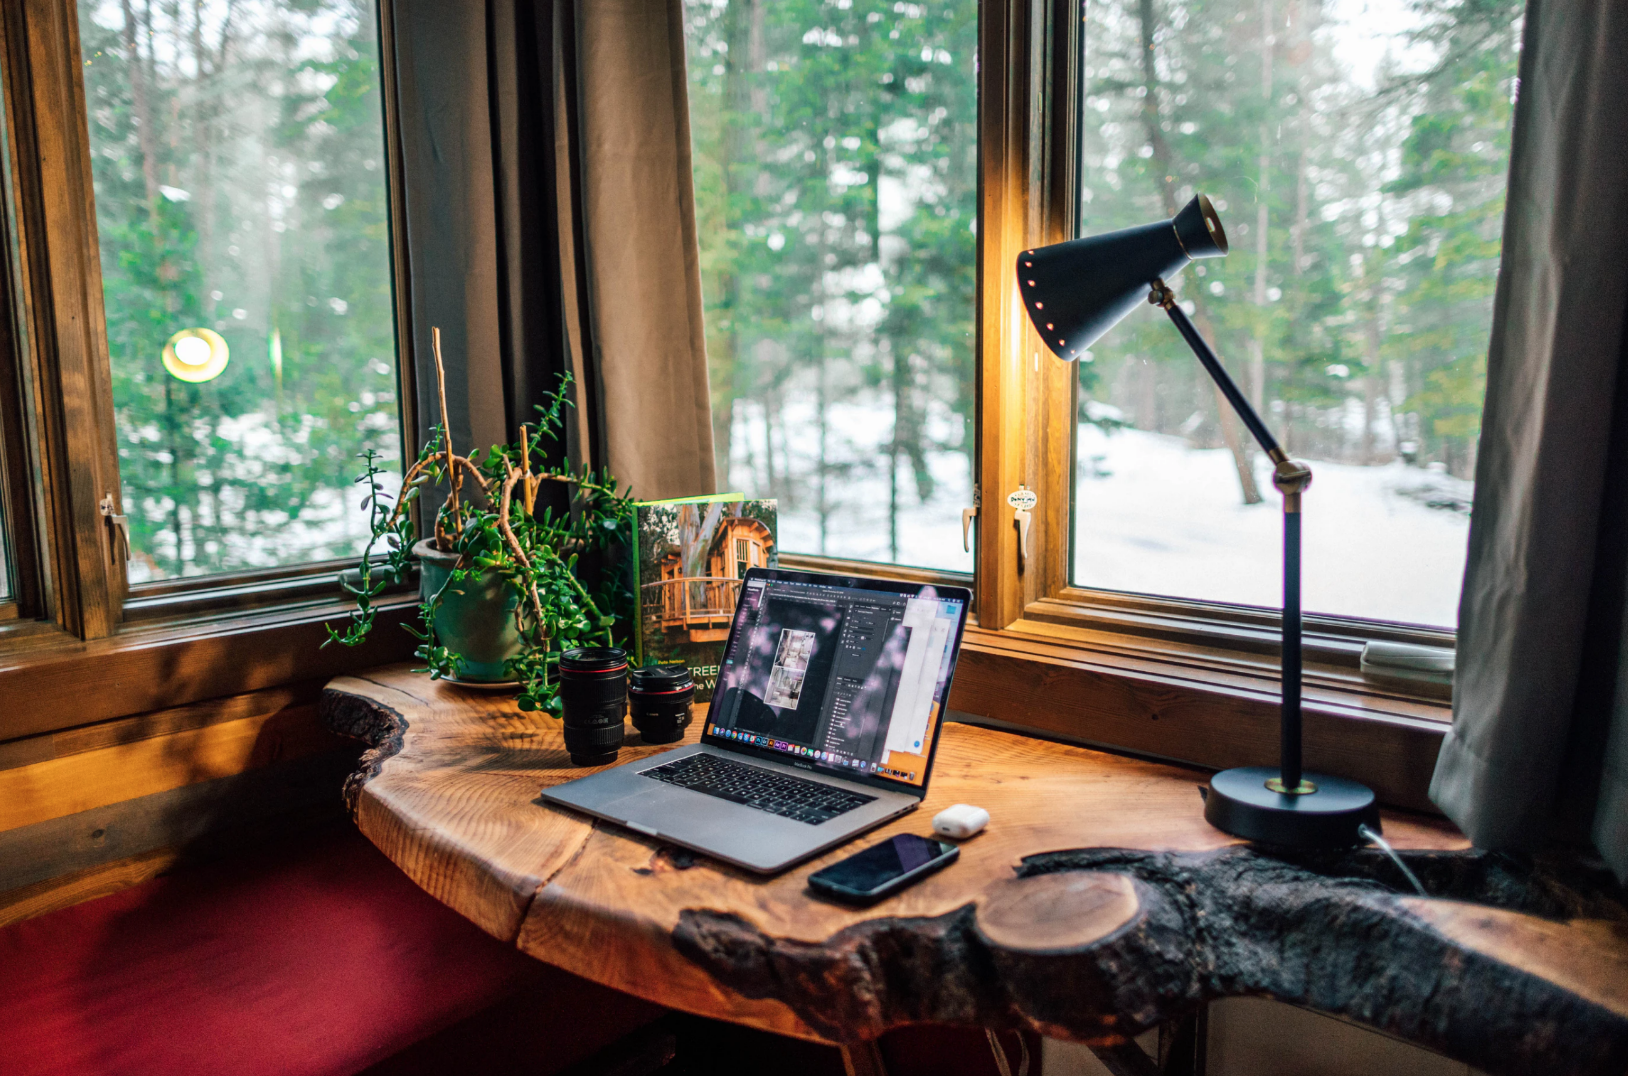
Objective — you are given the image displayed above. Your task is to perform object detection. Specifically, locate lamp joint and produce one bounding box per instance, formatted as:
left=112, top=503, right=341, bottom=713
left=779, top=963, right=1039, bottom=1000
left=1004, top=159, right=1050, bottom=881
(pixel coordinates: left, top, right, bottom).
left=1147, top=279, right=1176, bottom=310
left=1272, top=458, right=1312, bottom=498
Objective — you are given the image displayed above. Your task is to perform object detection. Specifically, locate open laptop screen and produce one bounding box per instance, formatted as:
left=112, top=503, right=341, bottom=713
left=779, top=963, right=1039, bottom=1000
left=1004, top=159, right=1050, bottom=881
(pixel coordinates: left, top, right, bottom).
left=703, top=568, right=970, bottom=793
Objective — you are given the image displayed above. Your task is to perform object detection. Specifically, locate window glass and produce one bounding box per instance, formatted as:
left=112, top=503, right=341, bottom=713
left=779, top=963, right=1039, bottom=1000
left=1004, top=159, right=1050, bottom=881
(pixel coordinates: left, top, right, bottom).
left=78, top=0, right=401, bottom=582
left=684, top=0, right=977, bottom=572
left=1071, top=0, right=1519, bottom=627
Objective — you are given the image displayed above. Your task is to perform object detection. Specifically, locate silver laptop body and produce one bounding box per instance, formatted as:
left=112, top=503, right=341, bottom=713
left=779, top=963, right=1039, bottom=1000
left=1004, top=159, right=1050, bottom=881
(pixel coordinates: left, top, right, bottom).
left=541, top=567, right=972, bottom=874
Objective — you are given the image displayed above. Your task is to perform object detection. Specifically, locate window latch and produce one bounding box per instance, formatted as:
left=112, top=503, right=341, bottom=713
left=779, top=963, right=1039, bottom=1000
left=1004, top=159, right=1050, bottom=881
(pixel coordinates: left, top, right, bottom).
left=1007, top=485, right=1037, bottom=569
left=962, top=485, right=980, bottom=552
left=100, top=494, right=130, bottom=563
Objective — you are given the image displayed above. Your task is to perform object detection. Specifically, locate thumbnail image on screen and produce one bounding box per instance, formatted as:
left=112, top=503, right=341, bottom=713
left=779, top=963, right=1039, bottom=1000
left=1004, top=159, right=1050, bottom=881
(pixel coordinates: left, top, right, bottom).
left=765, top=629, right=815, bottom=708
left=706, top=576, right=964, bottom=788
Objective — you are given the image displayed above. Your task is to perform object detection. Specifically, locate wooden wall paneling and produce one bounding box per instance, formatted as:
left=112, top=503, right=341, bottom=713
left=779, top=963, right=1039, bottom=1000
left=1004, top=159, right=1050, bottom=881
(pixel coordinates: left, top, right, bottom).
left=0, top=749, right=360, bottom=923
left=0, top=680, right=326, bottom=769
left=0, top=599, right=417, bottom=742
left=0, top=846, right=181, bottom=927
left=0, top=699, right=350, bottom=832
left=0, top=677, right=366, bottom=919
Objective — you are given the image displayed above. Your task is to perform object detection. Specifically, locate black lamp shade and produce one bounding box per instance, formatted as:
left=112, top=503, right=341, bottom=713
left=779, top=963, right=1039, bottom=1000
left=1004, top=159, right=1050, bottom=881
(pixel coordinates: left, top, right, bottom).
left=1017, top=194, right=1229, bottom=362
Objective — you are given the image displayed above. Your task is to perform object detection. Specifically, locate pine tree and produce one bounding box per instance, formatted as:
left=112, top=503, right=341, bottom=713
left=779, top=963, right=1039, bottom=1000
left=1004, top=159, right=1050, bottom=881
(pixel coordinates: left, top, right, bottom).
left=80, top=0, right=400, bottom=580
left=686, top=0, right=977, bottom=563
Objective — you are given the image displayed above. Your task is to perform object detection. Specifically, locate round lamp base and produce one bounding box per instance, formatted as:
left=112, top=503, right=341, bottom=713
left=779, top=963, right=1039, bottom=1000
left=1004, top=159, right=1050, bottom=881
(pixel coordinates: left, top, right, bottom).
left=1203, top=766, right=1380, bottom=848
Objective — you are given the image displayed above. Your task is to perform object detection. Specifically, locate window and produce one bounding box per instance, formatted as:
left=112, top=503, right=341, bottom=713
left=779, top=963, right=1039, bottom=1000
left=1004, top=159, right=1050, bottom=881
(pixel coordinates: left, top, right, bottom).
left=1067, top=0, right=1518, bottom=629
left=683, top=0, right=978, bottom=573
left=77, top=0, right=402, bottom=583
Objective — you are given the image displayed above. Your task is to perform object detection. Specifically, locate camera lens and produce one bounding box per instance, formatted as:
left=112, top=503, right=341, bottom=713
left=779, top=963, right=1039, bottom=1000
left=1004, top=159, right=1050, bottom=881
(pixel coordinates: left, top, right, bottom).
left=558, top=647, right=628, bottom=766
left=628, top=664, right=695, bottom=745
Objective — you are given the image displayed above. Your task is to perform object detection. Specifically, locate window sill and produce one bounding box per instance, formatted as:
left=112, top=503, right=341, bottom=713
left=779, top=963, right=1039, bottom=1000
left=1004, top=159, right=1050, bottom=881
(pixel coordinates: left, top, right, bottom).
left=946, top=617, right=1451, bottom=813
left=1020, top=595, right=1454, bottom=708
left=122, top=559, right=414, bottom=624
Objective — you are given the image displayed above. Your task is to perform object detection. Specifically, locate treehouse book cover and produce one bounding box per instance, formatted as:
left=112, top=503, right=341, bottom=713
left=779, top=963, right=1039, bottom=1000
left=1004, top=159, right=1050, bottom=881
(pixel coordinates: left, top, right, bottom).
left=630, top=494, right=778, bottom=701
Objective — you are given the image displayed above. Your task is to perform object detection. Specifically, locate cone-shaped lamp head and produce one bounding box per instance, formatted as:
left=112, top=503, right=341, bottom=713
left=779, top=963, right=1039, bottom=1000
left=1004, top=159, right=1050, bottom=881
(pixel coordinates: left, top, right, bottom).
left=1017, top=194, right=1228, bottom=362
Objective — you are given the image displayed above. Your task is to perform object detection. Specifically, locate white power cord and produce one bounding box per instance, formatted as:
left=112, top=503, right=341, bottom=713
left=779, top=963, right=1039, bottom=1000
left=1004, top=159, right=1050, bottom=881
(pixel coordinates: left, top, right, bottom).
left=1358, top=823, right=1427, bottom=896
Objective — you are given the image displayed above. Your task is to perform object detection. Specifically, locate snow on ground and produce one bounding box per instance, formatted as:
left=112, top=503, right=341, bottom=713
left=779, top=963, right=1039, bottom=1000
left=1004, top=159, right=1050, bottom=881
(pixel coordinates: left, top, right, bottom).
left=1075, top=425, right=1468, bottom=628
left=730, top=393, right=977, bottom=575
left=735, top=399, right=1471, bottom=629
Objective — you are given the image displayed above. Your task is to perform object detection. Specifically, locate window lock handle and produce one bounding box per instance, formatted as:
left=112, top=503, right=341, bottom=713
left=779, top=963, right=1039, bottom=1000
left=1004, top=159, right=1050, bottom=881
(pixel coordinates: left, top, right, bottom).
left=1007, top=486, right=1037, bottom=569
left=100, top=494, right=130, bottom=563
left=962, top=485, right=981, bottom=553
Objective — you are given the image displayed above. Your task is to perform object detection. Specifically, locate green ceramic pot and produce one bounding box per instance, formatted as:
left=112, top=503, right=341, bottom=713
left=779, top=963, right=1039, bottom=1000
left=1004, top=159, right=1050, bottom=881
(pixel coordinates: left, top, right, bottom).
left=413, top=538, right=524, bottom=683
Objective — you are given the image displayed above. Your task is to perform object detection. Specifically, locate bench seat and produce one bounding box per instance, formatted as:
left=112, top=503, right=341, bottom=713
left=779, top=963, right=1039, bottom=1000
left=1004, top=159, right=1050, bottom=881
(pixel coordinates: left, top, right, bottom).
left=0, top=823, right=660, bottom=1076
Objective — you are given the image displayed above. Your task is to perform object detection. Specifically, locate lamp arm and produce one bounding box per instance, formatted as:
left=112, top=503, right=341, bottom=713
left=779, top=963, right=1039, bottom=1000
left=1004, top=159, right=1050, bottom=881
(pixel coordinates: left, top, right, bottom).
left=1149, top=279, right=1284, bottom=462
left=1150, top=279, right=1312, bottom=795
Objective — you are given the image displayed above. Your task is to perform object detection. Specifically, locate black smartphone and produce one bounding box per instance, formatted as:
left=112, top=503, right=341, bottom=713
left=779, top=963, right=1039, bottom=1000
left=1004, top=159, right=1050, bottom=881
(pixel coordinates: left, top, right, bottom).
left=807, top=834, right=960, bottom=905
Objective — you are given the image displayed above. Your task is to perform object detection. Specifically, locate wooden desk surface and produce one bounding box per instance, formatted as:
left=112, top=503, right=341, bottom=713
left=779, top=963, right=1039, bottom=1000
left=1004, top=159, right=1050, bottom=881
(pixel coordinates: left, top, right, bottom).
left=322, top=665, right=1628, bottom=1075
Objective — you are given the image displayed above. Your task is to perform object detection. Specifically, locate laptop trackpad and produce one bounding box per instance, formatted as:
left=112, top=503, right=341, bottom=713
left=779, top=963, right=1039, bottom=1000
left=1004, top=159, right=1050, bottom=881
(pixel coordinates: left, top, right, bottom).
left=595, top=785, right=670, bottom=825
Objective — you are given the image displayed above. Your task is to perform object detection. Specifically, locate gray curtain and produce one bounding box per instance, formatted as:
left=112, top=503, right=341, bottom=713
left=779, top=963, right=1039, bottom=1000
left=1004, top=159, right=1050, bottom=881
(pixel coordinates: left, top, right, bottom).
left=1431, top=0, right=1628, bottom=879
left=386, top=0, right=716, bottom=504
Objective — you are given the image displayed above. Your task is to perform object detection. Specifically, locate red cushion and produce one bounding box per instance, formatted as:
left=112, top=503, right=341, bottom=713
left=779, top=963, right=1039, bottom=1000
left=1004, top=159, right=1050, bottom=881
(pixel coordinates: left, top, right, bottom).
left=0, top=824, right=570, bottom=1076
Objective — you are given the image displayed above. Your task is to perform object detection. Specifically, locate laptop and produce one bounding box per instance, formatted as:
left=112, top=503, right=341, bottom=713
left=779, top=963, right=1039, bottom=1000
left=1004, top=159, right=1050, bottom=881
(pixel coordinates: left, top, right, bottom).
left=541, top=566, right=972, bottom=874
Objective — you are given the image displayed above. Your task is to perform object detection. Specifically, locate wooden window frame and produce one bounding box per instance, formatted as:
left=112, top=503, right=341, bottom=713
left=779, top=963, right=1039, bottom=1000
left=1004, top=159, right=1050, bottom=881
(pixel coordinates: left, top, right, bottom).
left=953, top=0, right=1455, bottom=808
left=0, top=0, right=420, bottom=744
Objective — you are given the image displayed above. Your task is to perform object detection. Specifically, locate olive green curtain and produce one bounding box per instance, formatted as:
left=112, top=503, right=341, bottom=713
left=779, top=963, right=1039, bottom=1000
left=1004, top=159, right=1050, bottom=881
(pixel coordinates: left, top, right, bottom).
left=1432, top=0, right=1628, bottom=879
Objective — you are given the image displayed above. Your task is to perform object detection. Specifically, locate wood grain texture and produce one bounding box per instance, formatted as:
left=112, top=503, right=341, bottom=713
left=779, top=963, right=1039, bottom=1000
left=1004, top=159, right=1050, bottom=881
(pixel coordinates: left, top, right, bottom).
left=0, top=703, right=346, bottom=831
left=323, top=665, right=1628, bottom=1074
left=0, top=681, right=328, bottom=772
left=0, top=847, right=179, bottom=927
left=0, top=600, right=417, bottom=743
left=949, top=629, right=1447, bottom=812
left=1403, top=898, right=1628, bottom=1020
left=0, top=748, right=359, bottom=893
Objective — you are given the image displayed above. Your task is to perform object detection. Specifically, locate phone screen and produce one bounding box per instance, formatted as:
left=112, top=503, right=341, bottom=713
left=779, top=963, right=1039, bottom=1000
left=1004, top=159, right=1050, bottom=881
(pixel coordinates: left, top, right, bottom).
left=811, top=834, right=956, bottom=895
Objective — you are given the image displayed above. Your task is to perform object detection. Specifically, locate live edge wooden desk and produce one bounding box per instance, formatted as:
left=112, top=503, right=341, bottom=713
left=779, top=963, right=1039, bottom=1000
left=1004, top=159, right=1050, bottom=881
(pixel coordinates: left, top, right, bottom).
left=321, top=666, right=1628, bottom=1076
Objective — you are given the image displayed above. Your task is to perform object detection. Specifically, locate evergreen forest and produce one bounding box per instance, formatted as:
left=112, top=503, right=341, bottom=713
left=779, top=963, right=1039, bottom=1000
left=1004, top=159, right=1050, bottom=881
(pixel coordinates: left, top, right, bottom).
left=685, top=0, right=1518, bottom=575
left=78, top=0, right=400, bottom=582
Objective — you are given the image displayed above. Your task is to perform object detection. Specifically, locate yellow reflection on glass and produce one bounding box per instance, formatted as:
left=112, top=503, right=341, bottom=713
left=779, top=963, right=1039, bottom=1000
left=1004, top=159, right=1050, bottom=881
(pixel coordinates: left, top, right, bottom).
left=162, top=328, right=229, bottom=383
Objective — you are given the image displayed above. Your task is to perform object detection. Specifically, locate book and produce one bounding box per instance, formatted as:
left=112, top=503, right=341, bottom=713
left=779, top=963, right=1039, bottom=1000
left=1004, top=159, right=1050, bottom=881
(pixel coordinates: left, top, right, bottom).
left=629, top=493, right=778, bottom=702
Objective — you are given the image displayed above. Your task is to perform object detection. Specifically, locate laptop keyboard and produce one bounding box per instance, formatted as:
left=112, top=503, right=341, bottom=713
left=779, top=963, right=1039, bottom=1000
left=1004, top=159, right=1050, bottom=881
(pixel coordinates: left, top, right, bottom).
left=639, top=753, right=876, bottom=825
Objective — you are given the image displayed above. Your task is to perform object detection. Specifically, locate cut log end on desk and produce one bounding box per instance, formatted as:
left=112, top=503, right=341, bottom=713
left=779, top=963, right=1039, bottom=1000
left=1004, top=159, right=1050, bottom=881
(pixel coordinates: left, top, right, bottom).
left=321, top=664, right=1628, bottom=1076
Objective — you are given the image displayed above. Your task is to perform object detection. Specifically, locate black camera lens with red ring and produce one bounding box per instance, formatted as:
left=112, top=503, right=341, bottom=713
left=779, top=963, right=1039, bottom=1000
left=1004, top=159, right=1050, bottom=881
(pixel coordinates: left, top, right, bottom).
left=628, top=664, right=695, bottom=745
left=559, top=647, right=628, bottom=766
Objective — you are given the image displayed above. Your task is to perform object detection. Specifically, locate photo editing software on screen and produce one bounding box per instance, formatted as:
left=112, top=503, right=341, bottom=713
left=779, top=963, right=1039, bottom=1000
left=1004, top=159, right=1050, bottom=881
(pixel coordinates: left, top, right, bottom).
left=706, top=576, right=964, bottom=787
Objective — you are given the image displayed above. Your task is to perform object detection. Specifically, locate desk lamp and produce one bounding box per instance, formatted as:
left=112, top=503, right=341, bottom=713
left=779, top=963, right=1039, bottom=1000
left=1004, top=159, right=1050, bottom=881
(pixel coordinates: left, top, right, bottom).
left=1016, top=194, right=1380, bottom=848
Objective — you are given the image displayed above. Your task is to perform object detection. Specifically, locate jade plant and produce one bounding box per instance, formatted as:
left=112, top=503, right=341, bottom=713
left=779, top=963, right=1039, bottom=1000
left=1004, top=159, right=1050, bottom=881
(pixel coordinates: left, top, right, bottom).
left=326, top=330, right=632, bottom=712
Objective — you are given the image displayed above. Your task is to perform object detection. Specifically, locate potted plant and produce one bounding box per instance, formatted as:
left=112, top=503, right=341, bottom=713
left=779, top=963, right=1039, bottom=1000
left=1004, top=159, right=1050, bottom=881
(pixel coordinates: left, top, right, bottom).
left=327, top=329, right=632, bottom=713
